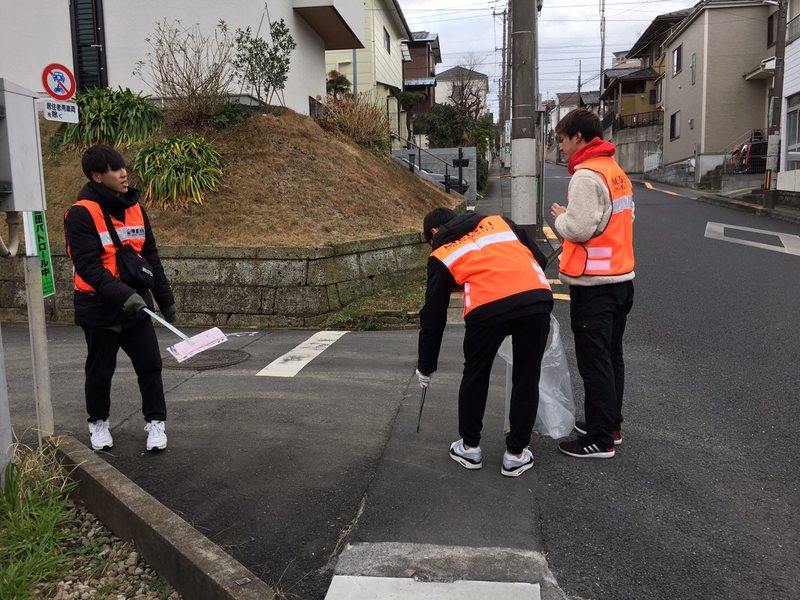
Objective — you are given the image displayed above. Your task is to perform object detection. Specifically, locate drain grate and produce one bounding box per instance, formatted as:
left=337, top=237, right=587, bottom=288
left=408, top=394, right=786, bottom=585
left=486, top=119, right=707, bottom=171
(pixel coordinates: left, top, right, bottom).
left=163, top=349, right=250, bottom=371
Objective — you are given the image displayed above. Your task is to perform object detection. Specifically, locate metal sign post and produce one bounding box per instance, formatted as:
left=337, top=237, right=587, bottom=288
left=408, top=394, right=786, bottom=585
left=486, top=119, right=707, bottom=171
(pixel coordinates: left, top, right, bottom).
left=0, top=325, right=13, bottom=491
left=23, top=214, right=54, bottom=444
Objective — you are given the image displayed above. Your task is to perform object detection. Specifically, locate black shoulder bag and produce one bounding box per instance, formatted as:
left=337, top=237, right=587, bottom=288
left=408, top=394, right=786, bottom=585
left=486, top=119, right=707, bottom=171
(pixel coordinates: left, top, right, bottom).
left=101, top=209, right=155, bottom=290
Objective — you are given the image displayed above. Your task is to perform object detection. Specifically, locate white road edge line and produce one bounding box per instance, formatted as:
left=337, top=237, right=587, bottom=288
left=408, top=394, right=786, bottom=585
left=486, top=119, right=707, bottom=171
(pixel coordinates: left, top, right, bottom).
left=256, top=330, right=349, bottom=377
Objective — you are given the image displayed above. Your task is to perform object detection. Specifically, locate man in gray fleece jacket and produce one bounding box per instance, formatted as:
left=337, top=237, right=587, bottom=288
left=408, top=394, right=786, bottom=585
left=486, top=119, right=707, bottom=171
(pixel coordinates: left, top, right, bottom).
left=550, top=108, right=635, bottom=459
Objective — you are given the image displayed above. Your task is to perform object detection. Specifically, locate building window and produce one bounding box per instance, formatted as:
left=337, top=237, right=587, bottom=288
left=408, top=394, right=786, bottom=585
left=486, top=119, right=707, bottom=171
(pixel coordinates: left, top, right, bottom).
left=672, top=45, right=682, bottom=76
left=670, top=111, right=681, bottom=140
left=656, top=80, right=662, bottom=103
left=384, top=27, right=391, bottom=53
left=691, top=53, right=697, bottom=85
left=768, top=13, right=777, bottom=47
left=649, top=89, right=657, bottom=104
left=787, top=94, right=800, bottom=152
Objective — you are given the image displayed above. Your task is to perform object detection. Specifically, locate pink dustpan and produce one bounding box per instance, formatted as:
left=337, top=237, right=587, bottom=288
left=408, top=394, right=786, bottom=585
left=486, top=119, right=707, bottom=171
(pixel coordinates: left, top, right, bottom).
left=143, top=309, right=228, bottom=363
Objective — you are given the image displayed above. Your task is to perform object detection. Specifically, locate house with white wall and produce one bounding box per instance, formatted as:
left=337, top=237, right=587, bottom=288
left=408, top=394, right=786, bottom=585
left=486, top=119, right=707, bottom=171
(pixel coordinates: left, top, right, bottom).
left=0, top=0, right=363, bottom=116
left=661, top=0, right=775, bottom=179
left=778, top=0, right=800, bottom=197
left=436, top=66, right=489, bottom=117
left=325, top=0, right=413, bottom=142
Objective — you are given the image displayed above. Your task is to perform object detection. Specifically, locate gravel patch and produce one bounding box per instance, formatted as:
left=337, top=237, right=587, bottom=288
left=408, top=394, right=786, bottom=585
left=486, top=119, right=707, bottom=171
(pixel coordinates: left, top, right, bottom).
left=45, top=500, right=181, bottom=600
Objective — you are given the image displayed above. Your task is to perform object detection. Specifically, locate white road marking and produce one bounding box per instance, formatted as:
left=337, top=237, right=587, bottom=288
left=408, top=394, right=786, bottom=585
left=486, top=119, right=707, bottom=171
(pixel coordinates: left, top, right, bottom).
left=256, top=331, right=349, bottom=377
left=704, top=222, right=800, bottom=256
left=325, top=576, right=540, bottom=600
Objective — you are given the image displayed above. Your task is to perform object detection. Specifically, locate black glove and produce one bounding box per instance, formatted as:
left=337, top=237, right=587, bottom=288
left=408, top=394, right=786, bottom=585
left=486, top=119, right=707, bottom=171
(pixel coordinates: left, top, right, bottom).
left=162, top=304, right=177, bottom=324
left=122, top=293, right=147, bottom=317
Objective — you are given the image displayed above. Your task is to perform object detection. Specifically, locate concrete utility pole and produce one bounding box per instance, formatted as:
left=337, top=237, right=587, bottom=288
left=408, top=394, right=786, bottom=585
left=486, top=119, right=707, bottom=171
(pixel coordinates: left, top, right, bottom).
left=511, top=0, right=538, bottom=233
left=502, top=0, right=513, bottom=171
left=765, top=0, right=787, bottom=207
left=599, top=0, right=606, bottom=115
left=497, top=7, right=508, bottom=155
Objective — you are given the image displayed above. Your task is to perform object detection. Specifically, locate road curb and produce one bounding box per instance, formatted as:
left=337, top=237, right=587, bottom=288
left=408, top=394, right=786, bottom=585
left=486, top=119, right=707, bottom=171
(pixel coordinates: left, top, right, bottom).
left=49, top=434, right=276, bottom=600
left=694, top=194, right=800, bottom=225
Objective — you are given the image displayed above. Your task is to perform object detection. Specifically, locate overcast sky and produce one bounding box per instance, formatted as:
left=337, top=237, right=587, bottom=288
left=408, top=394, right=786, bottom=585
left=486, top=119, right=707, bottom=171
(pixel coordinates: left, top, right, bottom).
left=398, top=0, right=698, bottom=116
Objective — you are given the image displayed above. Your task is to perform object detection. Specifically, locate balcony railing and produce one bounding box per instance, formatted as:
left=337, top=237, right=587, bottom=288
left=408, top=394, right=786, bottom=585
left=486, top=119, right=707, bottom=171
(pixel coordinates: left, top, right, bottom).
left=617, top=111, right=663, bottom=131
left=789, top=14, right=800, bottom=45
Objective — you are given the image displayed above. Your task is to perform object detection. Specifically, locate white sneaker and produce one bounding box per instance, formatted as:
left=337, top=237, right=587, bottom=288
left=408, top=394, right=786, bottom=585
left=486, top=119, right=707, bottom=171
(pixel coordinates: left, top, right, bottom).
left=88, top=419, right=113, bottom=451
left=501, top=448, right=534, bottom=477
left=144, top=420, right=167, bottom=451
left=449, top=439, right=482, bottom=470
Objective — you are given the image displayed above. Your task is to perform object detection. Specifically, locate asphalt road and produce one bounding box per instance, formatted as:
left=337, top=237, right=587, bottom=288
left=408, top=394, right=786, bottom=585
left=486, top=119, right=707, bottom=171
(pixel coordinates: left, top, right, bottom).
left=538, top=162, right=800, bottom=600
left=4, top=162, right=799, bottom=599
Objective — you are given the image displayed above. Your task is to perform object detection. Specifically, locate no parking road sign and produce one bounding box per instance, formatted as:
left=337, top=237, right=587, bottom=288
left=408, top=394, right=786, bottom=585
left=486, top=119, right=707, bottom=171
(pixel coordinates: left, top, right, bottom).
left=41, top=63, right=75, bottom=101
left=41, top=63, right=79, bottom=123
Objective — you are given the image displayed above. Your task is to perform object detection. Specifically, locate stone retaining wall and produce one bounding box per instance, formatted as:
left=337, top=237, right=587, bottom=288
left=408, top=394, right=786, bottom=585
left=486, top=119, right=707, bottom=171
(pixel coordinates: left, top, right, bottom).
left=0, top=232, right=430, bottom=328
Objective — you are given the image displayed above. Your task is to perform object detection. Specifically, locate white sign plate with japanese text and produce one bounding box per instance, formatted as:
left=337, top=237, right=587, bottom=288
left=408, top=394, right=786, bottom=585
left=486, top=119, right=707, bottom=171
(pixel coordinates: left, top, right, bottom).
left=42, top=100, right=79, bottom=123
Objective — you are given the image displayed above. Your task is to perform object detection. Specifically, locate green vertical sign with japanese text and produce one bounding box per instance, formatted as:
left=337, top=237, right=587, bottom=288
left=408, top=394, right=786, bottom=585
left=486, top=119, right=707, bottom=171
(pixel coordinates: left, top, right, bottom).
left=32, top=211, right=55, bottom=297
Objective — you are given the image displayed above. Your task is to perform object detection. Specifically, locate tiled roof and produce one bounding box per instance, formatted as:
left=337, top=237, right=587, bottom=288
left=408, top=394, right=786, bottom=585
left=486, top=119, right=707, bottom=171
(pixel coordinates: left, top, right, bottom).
left=437, top=66, right=488, bottom=81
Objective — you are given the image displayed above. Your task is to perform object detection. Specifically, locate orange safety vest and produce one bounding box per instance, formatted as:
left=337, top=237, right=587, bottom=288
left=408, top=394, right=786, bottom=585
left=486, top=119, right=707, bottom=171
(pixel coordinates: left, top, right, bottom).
left=431, top=216, right=551, bottom=318
left=560, top=156, right=635, bottom=277
left=65, top=200, right=147, bottom=293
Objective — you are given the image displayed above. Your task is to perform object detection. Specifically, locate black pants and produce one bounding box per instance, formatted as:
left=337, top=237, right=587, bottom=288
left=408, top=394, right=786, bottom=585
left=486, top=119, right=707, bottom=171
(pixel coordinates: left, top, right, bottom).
left=459, top=312, right=550, bottom=454
left=569, top=281, right=634, bottom=449
left=83, top=317, right=166, bottom=423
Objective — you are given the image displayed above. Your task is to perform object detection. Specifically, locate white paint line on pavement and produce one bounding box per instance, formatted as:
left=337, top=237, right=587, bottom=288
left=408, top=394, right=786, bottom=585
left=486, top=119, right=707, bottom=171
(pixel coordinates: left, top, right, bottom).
left=704, top=222, right=800, bottom=256
left=256, top=331, right=349, bottom=377
left=325, top=576, right=540, bottom=600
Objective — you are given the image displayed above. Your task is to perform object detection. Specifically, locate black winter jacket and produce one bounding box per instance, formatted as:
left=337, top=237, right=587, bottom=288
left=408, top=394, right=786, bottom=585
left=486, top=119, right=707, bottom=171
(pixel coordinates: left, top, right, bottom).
left=417, top=213, right=553, bottom=375
left=64, top=182, right=174, bottom=328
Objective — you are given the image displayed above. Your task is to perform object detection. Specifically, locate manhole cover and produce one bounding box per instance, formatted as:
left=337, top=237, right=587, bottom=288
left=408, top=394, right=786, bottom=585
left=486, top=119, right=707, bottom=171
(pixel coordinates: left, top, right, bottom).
left=163, top=349, right=250, bottom=371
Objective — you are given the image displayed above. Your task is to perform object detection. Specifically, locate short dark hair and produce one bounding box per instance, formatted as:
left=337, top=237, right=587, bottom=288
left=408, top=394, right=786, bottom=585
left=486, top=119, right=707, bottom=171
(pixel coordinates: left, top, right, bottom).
left=423, top=207, right=456, bottom=243
left=82, top=144, right=126, bottom=179
left=555, top=108, right=603, bottom=144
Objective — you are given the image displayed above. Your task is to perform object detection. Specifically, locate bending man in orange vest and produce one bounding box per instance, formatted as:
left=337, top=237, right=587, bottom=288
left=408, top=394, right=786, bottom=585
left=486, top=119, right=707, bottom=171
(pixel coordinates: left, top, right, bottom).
left=550, top=108, right=635, bottom=459
left=417, top=208, right=553, bottom=477
left=64, top=145, right=176, bottom=453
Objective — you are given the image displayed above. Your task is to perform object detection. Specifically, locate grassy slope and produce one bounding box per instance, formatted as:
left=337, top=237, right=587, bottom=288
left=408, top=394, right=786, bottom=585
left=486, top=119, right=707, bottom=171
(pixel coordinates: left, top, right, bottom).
left=40, top=109, right=460, bottom=248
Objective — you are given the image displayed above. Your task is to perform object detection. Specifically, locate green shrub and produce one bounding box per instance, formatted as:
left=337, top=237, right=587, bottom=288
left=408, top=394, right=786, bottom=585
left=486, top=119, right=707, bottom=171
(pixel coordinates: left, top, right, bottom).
left=0, top=444, right=77, bottom=599
left=214, top=102, right=246, bottom=129
left=133, top=134, right=223, bottom=208
left=59, top=87, right=162, bottom=148
left=316, top=94, right=389, bottom=152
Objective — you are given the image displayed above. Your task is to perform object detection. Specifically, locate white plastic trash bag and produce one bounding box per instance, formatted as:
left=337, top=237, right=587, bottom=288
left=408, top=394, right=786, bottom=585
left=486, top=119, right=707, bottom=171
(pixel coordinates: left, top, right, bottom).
left=497, top=315, right=576, bottom=439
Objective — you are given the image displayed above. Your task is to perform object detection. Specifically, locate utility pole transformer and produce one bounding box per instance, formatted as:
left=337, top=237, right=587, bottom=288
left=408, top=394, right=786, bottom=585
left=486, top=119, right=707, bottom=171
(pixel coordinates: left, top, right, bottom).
left=511, top=0, right=538, bottom=230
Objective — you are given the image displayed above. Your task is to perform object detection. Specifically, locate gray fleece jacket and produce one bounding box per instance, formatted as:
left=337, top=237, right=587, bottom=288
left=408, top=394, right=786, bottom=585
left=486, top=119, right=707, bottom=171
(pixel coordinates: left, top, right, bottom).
left=554, top=168, right=636, bottom=286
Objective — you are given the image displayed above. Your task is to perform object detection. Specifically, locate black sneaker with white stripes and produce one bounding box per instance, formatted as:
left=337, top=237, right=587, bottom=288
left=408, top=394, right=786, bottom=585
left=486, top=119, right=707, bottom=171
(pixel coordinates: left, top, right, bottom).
left=574, top=420, right=623, bottom=446
left=559, top=438, right=616, bottom=459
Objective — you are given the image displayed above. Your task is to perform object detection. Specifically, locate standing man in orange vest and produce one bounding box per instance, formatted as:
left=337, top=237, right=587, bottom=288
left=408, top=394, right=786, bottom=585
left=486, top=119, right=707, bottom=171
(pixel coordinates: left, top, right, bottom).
left=64, top=145, right=176, bottom=453
left=416, top=208, right=553, bottom=477
left=550, top=108, right=635, bottom=459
